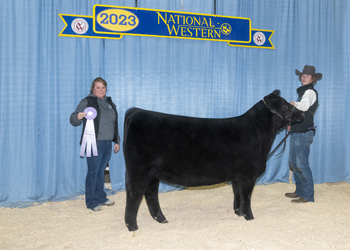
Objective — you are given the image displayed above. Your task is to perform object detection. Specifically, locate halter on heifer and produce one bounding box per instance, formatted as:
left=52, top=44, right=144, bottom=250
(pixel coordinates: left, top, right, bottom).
left=262, top=98, right=295, bottom=161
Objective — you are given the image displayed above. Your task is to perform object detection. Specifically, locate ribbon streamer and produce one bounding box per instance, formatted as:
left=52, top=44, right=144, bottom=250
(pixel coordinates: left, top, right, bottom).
left=80, top=107, right=98, bottom=157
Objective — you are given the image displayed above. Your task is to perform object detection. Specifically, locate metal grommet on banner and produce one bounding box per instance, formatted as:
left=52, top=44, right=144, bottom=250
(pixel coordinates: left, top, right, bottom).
left=80, top=107, right=98, bottom=157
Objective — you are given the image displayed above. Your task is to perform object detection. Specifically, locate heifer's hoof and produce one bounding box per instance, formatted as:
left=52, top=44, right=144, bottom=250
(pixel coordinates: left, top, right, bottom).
left=234, top=209, right=244, bottom=217
left=153, top=216, right=168, bottom=224
left=126, top=223, right=138, bottom=232
left=243, top=214, right=254, bottom=221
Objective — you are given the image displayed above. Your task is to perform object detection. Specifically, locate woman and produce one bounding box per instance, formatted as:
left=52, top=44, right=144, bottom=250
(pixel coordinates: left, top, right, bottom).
left=70, top=77, right=120, bottom=211
left=285, top=65, right=322, bottom=203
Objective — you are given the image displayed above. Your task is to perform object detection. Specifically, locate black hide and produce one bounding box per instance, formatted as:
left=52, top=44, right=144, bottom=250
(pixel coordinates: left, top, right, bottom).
left=123, top=90, right=304, bottom=231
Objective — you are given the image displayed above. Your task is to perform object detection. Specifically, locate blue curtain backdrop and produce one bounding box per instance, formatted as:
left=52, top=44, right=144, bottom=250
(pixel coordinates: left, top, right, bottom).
left=0, top=0, right=349, bottom=207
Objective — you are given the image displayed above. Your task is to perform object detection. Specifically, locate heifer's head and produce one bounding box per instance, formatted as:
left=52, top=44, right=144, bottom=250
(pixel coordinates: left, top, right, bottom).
left=263, top=90, right=304, bottom=125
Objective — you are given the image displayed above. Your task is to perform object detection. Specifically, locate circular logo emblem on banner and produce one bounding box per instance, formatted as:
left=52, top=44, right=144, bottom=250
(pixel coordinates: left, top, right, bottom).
left=253, top=32, right=266, bottom=46
left=71, top=18, right=89, bottom=34
left=221, top=23, right=232, bottom=35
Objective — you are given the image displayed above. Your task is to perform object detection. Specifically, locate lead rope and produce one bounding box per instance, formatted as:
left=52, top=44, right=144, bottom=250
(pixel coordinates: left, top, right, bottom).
left=263, top=98, right=295, bottom=161
left=266, top=128, right=291, bottom=162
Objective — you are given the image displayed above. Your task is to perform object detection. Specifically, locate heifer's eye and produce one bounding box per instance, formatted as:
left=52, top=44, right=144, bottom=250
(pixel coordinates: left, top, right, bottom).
left=281, top=105, right=288, bottom=111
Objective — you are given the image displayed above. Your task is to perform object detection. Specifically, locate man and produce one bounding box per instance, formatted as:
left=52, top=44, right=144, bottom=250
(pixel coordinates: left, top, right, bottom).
left=286, top=65, right=322, bottom=203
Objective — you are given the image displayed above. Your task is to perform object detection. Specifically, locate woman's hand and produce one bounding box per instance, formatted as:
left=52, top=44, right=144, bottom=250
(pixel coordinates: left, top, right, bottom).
left=77, top=112, right=87, bottom=120
left=113, top=144, right=120, bottom=154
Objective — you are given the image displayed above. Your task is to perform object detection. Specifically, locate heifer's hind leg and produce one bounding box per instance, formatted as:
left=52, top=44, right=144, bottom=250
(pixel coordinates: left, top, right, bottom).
left=125, top=188, right=144, bottom=231
left=144, top=177, right=168, bottom=224
left=125, top=171, right=149, bottom=231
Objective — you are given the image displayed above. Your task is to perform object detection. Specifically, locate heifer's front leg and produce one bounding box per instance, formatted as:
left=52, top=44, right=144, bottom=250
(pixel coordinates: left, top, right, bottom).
left=239, top=179, right=255, bottom=220
left=231, top=179, right=242, bottom=216
left=232, top=177, right=255, bottom=220
left=144, top=177, right=168, bottom=224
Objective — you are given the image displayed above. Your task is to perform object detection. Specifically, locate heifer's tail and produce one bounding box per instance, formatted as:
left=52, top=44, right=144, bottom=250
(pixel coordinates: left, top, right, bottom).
left=123, top=107, right=144, bottom=142
left=123, top=108, right=135, bottom=143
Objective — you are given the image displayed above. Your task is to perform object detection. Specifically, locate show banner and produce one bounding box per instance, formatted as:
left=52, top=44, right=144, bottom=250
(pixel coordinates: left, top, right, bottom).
left=59, top=5, right=274, bottom=49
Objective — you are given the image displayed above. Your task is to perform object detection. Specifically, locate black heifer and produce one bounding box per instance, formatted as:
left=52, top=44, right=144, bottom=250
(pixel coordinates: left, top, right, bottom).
left=123, top=90, right=304, bottom=231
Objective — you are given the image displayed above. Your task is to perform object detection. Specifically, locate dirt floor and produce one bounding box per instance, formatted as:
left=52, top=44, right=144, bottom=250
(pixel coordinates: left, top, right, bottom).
left=1, top=181, right=350, bottom=250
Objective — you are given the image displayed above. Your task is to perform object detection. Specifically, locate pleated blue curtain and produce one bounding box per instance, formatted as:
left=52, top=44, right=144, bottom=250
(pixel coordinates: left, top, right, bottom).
left=0, top=0, right=349, bottom=208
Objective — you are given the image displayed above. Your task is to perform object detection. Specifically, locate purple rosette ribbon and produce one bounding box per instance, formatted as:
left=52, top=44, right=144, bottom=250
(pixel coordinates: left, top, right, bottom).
left=80, top=107, right=98, bottom=157
left=84, top=107, right=97, bottom=120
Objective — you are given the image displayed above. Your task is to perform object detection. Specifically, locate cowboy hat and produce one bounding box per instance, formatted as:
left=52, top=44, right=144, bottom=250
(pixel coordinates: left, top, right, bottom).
left=295, top=65, right=322, bottom=81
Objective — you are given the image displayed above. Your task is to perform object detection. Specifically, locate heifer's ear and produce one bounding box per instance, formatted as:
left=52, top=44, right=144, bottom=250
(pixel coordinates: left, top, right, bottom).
left=272, top=89, right=281, bottom=96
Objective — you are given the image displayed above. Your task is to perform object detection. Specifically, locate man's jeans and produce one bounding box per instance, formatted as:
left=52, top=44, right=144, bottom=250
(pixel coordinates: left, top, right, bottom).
left=85, top=140, right=111, bottom=209
left=289, top=131, right=315, bottom=202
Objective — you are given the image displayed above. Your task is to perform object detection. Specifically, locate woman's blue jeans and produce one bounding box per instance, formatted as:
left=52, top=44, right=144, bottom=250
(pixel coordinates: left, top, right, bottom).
left=85, top=140, right=112, bottom=209
left=289, top=131, right=315, bottom=202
